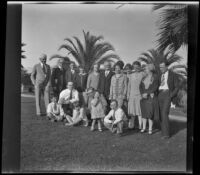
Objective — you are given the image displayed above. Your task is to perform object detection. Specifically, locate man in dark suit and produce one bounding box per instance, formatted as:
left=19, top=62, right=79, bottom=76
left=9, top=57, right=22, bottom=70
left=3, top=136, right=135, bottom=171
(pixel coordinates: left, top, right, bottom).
left=158, top=61, right=179, bottom=139
left=98, top=61, right=114, bottom=114
left=51, top=58, right=66, bottom=97
left=31, top=54, right=51, bottom=116
left=65, top=61, right=78, bottom=89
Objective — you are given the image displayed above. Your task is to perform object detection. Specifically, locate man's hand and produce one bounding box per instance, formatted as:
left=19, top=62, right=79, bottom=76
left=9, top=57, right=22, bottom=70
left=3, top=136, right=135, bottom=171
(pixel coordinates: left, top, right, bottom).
left=150, top=93, right=154, bottom=98
left=142, top=93, right=147, bottom=98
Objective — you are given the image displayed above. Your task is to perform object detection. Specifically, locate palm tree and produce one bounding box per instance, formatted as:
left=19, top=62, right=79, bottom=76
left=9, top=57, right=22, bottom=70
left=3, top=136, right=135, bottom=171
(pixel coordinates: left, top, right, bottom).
left=152, top=4, right=188, bottom=53
left=138, top=48, right=183, bottom=74
left=21, top=43, right=26, bottom=68
left=50, top=30, right=120, bottom=72
left=49, top=54, right=71, bottom=70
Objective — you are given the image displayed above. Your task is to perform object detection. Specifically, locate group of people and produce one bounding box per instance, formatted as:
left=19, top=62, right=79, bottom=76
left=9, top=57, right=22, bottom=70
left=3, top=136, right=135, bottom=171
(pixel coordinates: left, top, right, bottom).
left=31, top=53, right=179, bottom=138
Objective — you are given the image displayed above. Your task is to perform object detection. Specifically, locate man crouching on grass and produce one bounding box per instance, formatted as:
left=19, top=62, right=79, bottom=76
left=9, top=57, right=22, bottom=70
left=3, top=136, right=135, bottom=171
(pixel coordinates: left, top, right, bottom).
left=104, top=100, right=127, bottom=136
left=47, top=96, right=64, bottom=122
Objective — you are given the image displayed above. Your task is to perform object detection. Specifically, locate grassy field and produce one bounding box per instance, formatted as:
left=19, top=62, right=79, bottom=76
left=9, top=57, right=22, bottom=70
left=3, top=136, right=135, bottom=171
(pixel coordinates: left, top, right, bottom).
left=21, top=96, right=187, bottom=172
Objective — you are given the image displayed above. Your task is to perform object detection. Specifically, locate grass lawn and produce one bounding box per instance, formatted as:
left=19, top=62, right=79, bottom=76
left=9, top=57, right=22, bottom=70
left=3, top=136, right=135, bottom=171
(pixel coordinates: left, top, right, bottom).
left=21, top=96, right=187, bottom=172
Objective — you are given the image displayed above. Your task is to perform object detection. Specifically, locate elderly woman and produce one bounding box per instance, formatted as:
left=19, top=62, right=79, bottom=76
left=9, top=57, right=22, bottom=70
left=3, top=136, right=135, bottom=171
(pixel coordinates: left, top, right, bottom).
left=127, top=61, right=145, bottom=130
left=86, top=63, right=100, bottom=90
left=109, top=61, right=128, bottom=108
left=139, top=63, right=159, bottom=134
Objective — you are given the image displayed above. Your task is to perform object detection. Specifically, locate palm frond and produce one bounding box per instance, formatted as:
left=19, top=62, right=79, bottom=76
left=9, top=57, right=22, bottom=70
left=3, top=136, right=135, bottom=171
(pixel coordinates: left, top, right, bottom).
left=152, top=4, right=167, bottom=11
left=167, top=54, right=182, bottom=65
left=64, top=38, right=79, bottom=54
left=49, top=54, right=71, bottom=62
left=138, top=57, right=150, bottom=64
left=21, top=55, right=26, bottom=59
left=154, top=5, right=188, bottom=52
left=92, top=54, right=120, bottom=67
left=21, top=43, right=26, bottom=47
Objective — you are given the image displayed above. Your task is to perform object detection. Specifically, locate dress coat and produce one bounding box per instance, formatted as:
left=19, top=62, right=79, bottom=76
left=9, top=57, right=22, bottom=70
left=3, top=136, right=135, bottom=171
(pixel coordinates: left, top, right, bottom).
left=98, top=70, right=115, bottom=100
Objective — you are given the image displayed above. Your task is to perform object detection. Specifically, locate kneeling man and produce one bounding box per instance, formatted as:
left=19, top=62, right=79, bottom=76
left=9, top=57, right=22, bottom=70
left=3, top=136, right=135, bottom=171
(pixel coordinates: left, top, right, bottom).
left=104, top=100, right=126, bottom=135
left=58, top=82, right=79, bottom=116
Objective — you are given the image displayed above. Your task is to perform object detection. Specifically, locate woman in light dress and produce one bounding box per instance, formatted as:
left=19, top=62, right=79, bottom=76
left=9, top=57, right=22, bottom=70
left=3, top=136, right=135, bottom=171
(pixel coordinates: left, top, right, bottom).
left=127, top=61, right=145, bottom=130
left=109, top=61, right=128, bottom=108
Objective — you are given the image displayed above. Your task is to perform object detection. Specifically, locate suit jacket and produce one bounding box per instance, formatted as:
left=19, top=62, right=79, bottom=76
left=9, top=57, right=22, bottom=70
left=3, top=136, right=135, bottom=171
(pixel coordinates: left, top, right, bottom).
left=51, top=66, right=66, bottom=92
left=76, top=73, right=88, bottom=92
left=159, top=70, right=179, bottom=99
left=65, top=69, right=79, bottom=89
left=31, top=63, right=51, bottom=87
left=98, top=70, right=114, bottom=99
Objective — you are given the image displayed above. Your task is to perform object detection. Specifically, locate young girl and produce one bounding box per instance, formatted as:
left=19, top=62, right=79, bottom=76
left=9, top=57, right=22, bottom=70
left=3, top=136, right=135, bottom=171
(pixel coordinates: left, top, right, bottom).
left=90, top=91, right=106, bottom=132
left=64, top=101, right=88, bottom=126
left=47, top=96, right=64, bottom=122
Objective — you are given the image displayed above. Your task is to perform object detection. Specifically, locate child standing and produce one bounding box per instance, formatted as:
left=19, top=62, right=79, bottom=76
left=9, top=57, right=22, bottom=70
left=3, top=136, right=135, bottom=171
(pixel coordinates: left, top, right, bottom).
left=47, top=96, right=64, bottom=122
left=90, top=91, right=106, bottom=132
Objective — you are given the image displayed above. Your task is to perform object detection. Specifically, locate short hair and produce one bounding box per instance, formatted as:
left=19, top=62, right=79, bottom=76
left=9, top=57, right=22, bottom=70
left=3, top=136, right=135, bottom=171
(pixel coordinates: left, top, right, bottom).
left=51, top=95, right=58, bottom=100
left=39, top=54, right=47, bottom=61
left=70, top=61, right=75, bottom=65
left=159, top=60, right=168, bottom=66
left=132, top=61, right=141, bottom=67
left=110, top=99, right=118, bottom=106
left=93, top=63, right=100, bottom=68
left=67, top=81, right=73, bottom=85
left=114, top=61, right=124, bottom=70
left=124, top=63, right=132, bottom=70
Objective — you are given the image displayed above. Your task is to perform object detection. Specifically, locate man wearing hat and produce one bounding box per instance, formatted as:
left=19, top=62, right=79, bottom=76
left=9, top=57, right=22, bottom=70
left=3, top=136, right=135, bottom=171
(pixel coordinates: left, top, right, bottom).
left=31, top=54, right=51, bottom=116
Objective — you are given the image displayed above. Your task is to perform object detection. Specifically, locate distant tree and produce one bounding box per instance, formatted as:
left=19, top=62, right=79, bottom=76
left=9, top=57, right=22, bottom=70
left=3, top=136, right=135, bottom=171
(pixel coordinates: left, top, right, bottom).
left=21, top=43, right=26, bottom=69
left=50, top=30, right=120, bottom=72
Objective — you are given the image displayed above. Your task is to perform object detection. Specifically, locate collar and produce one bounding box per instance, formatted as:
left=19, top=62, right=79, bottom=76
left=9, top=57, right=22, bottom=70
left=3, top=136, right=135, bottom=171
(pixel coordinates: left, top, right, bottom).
left=115, top=73, right=123, bottom=78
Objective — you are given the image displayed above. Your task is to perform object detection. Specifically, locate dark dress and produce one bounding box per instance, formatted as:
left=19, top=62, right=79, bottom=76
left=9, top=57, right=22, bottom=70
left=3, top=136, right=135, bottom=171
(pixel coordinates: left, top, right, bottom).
left=139, top=74, right=160, bottom=120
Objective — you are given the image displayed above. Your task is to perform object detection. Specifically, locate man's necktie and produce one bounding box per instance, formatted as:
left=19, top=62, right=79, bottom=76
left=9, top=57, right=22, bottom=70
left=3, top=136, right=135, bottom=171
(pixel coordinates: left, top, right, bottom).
left=105, top=71, right=109, bottom=77
left=112, top=110, right=116, bottom=121
left=161, top=73, right=165, bottom=86
left=69, top=90, right=73, bottom=100
left=43, top=64, right=46, bottom=74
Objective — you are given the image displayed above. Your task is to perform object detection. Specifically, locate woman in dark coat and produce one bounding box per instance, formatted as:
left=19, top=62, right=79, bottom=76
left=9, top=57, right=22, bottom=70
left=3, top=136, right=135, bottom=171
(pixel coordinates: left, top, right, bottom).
left=139, top=63, right=160, bottom=134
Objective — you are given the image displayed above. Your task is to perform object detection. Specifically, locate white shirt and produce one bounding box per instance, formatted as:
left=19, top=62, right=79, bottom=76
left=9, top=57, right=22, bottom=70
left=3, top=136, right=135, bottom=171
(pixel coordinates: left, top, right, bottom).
left=105, top=70, right=110, bottom=77
left=40, top=62, right=44, bottom=68
left=104, top=108, right=126, bottom=125
left=47, top=102, right=64, bottom=116
left=71, top=69, right=75, bottom=74
left=159, top=70, right=169, bottom=90
left=59, top=89, right=79, bottom=104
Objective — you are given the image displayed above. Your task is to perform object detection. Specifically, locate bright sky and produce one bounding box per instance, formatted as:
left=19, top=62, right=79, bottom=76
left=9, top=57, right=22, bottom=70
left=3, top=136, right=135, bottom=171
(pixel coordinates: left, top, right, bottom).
left=22, top=3, right=187, bottom=72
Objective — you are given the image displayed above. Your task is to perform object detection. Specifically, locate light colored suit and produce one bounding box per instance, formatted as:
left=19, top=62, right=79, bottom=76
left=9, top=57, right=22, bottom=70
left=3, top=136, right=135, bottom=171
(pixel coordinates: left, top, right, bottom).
left=31, top=63, right=51, bottom=115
